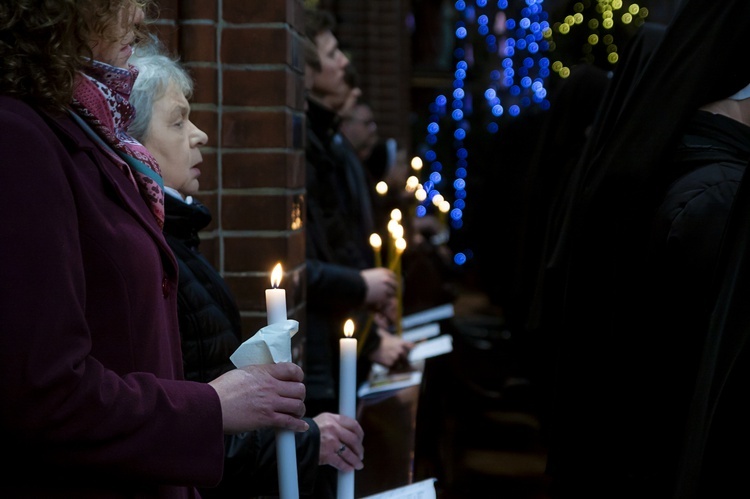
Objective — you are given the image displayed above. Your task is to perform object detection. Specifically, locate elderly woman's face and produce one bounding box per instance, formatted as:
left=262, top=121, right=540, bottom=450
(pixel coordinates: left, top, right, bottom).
left=90, top=3, right=145, bottom=68
left=142, top=81, right=208, bottom=197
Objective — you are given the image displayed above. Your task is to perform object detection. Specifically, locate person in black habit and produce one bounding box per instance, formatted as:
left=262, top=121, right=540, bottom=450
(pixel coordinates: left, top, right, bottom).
left=529, top=0, right=750, bottom=497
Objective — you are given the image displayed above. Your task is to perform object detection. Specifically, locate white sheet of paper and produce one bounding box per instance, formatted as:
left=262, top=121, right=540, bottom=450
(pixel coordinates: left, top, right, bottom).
left=401, top=303, right=454, bottom=330
left=407, top=334, right=453, bottom=362
left=360, top=478, right=437, bottom=499
left=357, top=371, right=422, bottom=398
left=402, top=322, right=440, bottom=342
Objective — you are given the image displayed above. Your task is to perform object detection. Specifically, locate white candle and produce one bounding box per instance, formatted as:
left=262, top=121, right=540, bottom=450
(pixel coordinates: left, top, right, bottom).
left=337, top=319, right=357, bottom=499
left=265, top=263, right=299, bottom=499
left=266, top=263, right=287, bottom=325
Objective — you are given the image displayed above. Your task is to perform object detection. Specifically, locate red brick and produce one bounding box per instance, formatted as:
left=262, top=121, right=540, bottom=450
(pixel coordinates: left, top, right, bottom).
left=223, top=68, right=294, bottom=107
left=180, top=24, right=217, bottom=62
left=222, top=151, right=304, bottom=189
left=221, top=27, right=291, bottom=65
left=222, top=110, right=292, bottom=148
left=224, top=235, right=297, bottom=273
left=222, top=194, right=290, bottom=231
left=188, top=66, right=218, bottom=105
left=179, top=0, right=218, bottom=21
left=223, top=0, right=296, bottom=23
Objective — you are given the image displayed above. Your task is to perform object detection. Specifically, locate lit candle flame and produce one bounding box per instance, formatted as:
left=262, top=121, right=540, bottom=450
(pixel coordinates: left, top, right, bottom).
left=439, top=200, right=451, bottom=214
left=395, top=237, right=407, bottom=253
left=390, top=208, right=402, bottom=222
left=344, top=319, right=355, bottom=338
left=375, top=181, right=388, bottom=195
left=392, top=223, right=404, bottom=240
left=369, top=233, right=382, bottom=249
left=387, top=218, right=399, bottom=235
left=271, top=262, right=283, bottom=288
left=405, top=176, right=419, bottom=192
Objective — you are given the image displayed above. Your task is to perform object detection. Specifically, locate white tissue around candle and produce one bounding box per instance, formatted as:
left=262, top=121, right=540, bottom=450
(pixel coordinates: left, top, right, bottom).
left=337, top=319, right=357, bottom=499
left=266, top=263, right=287, bottom=325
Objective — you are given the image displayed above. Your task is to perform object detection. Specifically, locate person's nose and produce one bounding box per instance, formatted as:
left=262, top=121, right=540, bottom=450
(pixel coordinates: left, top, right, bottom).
left=190, top=121, right=208, bottom=148
left=339, top=50, right=350, bottom=68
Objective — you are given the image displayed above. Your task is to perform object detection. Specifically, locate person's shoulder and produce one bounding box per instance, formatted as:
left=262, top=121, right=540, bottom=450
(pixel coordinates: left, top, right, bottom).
left=0, top=96, right=48, bottom=129
left=657, top=161, right=744, bottom=232
left=669, top=160, right=744, bottom=198
left=0, top=96, right=68, bottom=156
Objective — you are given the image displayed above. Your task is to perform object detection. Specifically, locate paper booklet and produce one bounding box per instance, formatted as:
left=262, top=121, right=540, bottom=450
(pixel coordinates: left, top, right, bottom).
left=361, top=478, right=437, bottom=498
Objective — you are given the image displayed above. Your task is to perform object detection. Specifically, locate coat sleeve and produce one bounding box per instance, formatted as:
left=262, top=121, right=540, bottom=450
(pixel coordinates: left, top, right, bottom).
left=306, top=258, right=368, bottom=312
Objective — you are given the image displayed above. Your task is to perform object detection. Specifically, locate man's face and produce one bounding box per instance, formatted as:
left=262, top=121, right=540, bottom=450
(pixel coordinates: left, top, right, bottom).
left=340, top=103, right=378, bottom=158
left=311, top=30, right=349, bottom=103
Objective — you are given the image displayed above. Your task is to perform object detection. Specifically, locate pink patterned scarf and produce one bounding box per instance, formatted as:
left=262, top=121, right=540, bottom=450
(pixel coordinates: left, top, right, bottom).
left=71, top=60, right=165, bottom=228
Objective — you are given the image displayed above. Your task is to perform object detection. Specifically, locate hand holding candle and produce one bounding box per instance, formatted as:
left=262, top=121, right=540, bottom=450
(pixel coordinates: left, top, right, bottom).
left=265, top=263, right=299, bottom=499
left=337, top=319, right=357, bottom=499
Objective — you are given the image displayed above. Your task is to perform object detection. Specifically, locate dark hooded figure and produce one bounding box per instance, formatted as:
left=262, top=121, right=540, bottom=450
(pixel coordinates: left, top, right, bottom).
left=530, top=0, right=750, bottom=498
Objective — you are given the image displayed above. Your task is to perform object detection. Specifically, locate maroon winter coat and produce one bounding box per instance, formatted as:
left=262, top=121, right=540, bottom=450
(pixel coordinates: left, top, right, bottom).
left=0, top=96, right=224, bottom=497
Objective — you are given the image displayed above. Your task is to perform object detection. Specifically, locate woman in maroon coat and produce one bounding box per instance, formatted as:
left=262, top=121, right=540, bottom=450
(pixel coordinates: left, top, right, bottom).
left=0, top=2, right=307, bottom=497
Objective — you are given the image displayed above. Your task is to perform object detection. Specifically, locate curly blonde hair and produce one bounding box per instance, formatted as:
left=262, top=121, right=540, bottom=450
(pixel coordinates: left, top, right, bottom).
left=0, top=0, right=154, bottom=113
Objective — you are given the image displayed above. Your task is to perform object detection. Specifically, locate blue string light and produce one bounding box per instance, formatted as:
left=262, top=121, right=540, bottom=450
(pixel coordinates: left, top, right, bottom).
left=414, top=1, right=647, bottom=268
left=414, top=0, right=552, bottom=268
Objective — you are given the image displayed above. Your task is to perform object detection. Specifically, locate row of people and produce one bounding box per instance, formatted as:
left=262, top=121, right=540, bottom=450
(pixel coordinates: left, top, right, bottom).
left=0, top=1, right=309, bottom=497
left=1, top=1, right=431, bottom=498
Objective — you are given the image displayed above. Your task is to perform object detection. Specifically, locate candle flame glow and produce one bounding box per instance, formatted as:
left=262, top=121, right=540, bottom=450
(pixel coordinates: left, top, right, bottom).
left=411, top=156, right=423, bottom=170
left=390, top=208, right=402, bottom=222
left=375, top=181, right=388, bottom=195
left=369, top=233, right=382, bottom=249
left=344, top=319, right=355, bottom=338
left=405, top=176, right=419, bottom=192
left=271, top=262, right=283, bottom=288
left=395, top=237, right=407, bottom=253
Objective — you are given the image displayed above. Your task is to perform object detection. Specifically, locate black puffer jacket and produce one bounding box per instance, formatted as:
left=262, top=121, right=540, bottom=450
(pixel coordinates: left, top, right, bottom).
left=163, top=193, right=320, bottom=498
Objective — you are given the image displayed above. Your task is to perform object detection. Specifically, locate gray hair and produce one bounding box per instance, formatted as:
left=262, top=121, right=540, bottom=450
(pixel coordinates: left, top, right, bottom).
left=128, top=43, right=194, bottom=142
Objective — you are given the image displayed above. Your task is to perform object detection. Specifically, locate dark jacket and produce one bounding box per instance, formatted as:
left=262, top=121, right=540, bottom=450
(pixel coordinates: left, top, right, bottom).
left=641, top=110, right=750, bottom=496
left=162, top=193, right=320, bottom=498
left=0, top=96, right=224, bottom=497
left=304, top=98, right=381, bottom=415
left=545, top=108, right=750, bottom=499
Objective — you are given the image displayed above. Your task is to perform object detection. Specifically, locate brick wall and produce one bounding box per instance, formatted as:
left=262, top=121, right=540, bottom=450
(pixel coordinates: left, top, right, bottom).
left=151, top=0, right=308, bottom=363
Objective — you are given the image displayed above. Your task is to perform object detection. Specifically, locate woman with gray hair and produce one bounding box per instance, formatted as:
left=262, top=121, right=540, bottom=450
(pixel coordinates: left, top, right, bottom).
left=128, top=42, right=365, bottom=498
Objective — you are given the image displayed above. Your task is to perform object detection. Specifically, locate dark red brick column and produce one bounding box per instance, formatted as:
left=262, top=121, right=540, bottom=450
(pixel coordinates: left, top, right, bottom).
left=150, top=0, right=308, bottom=363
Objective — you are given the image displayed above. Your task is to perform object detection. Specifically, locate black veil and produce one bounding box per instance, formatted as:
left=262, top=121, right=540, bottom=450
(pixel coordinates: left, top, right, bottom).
left=533, top=0, right=750, bottom=497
